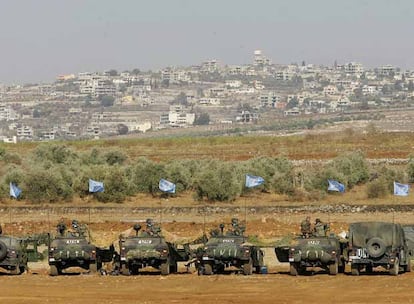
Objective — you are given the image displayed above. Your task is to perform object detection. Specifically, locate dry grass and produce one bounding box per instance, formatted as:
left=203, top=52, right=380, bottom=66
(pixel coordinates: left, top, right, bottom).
left=3, top=130, right=414, bottom=162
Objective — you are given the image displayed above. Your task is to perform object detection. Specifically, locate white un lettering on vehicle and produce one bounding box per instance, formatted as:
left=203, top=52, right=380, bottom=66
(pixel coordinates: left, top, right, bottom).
left=138, top=240, right=152, bottom=244
left=66, top=240, right=80, bottom=244
left=307, top=240, right=320, bottom=245
left=222, top=239, right=235, bottom=243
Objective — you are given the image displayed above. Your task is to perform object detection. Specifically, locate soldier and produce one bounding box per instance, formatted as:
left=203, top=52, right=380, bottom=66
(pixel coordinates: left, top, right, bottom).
left=232, top=218, right=245, bottom=236
left=300, top=216, right=312, bottom=238
left=71, top=219, right=89, bottom=238
left=56, top=220, right=67, bottom=237
left=314, top=218, right=328, bottom=237
left=143, top=218, right=158, bottom=236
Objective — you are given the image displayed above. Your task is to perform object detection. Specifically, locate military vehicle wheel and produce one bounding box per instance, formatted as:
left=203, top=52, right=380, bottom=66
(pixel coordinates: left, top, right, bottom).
left=169, top=262, right=178, bottom=273
left=351, top=264, right=360, bottom=276
left=290, top=263, right=299, bottom=276
left=255, top=266, right=261, bottom=274
left=121, top=264, right=130, bottom=276
left=203, top=263, right=213, bottom=275
left=365, top=264, right=373, bottom=273
left=50, top=265, right=59, bottom=276
left=406, top=259, right=412, bottom=272
left=366, top=237, right=386, bottom=258
left=243, top=259, right=253, bottom=275
left=19, top=266, right=26, bottom=274
left=389, top=258, right=399, bottom=276
left=160, top=262, right=170, bottom=275
left=0, top=241, right=7, bottom=260
left=329, top=261, right=338, bottom=275
left=89, top=262, right=98, bottom=273
left=10, top=267, right=21, bottom=275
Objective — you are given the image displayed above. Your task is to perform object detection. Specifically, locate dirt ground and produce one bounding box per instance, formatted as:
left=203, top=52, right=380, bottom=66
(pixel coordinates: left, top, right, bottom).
left=2, top=209, right=414, bottom=303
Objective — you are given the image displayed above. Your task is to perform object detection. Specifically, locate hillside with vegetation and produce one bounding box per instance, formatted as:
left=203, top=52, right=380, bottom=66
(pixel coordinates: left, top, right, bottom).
left=1, top=129, right=414, bottom=205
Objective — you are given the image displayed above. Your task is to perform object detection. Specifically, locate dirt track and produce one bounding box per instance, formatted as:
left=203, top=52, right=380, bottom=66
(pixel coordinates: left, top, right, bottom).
left=2, top=270, right=414, bottom=304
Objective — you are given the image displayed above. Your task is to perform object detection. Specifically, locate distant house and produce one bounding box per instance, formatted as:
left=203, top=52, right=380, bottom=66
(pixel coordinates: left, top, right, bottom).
left=284, top=108, right=300, bottom=116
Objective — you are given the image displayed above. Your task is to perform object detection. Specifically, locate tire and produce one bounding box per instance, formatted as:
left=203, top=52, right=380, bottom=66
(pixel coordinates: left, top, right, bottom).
left=203, top=263, right=213, bottom=275
left=255, top=266, right=261, bottom=274
left=169, top=262, right=178, bottom=274
left=50, top=265, right=59, bottom=276
left=243, top=259, right=253, bottom=275
left=329, top=261, right=338, bottom=275
left=365, top=264, right=373, bottom=273
left=121, top=264, right=130, bottom=276
left=160, top=262, right=170, bottom=275
left=0, top=241, right=7, bottom=260
left=366, top=237, right=386, bottom=258
left=406, top=259, right=412, bottom=272
left=290, top=263, right=299, bottom=276
left=89, top=262, right=98, bottom=273
left=19, top=266, right=26, bottom=274
left=389, top=258, right=399, bottom=276
left=351, top=264, right=360, bottom=276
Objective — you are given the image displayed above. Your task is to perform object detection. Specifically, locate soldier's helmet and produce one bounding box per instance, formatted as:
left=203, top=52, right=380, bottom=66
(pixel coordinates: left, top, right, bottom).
left=231, top=218, right=239, bottom=225
left=146, top=218, right=153, bottom=226
left=72, top=219, right=79, bottom=229
left=315, top=218, right=321, bottom=223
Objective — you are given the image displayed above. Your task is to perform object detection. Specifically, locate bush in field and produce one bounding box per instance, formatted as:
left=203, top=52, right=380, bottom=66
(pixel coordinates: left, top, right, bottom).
left=0, top=167, right=25, bottom=199
left=128, top=157, right=166, bottom=195
left=23, top=167, right=73, bottom=203
left=244, top=157, right=294, bottom=194
left=94, top=167, right=130, bottom=203
left=305, top=166, right=347, bottom=192
left=164, top=160, right=193, bottom=192
left=104, top=150, right=127, bottom=166
left=371, top=166, right=406, bottom=193
left=366, top=177, right=389, bottom=198
left=331, top=152, right=369, bottom=188
left=80, top=148, right=105, bottom=165
left=407, top=157, right=414, bottom=183
left=195, top=162, right=243, bottom=201
left=33, top=144, right=77, bottom=164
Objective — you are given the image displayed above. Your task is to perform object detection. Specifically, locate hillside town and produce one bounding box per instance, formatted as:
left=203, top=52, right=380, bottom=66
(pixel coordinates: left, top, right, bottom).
left=0, top=50, right=413, bottom=142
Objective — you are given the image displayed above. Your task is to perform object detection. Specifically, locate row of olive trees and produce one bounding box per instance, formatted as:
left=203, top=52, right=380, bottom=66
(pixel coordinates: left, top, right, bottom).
left=0, top=144, right=412, bottom=203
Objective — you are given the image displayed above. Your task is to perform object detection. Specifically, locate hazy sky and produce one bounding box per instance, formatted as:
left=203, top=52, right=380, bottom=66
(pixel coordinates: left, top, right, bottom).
left=1, top=0, right=414, bottom=83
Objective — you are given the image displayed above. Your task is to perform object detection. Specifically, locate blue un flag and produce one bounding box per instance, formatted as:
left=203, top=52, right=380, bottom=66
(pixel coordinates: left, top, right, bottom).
left=10, top=182, right=22, bottom=199
left=327, top=180, right=345, bottom=193
left=89, top=179, right=104, bottom=193
left=245, top=174, right=265, bottom=188
left=394, top=182, right=409, bottom=196
left=159, top=179, right=176, bottom=193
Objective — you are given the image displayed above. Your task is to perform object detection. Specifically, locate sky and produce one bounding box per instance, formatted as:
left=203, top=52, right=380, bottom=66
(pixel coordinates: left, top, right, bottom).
left=0, top=0, right=414, bottom=83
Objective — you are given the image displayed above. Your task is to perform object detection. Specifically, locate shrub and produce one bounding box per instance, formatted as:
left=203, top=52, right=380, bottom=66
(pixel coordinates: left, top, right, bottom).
left=195, top=162, right=243, bottom=201
left=23, top=167, right=73, bottom=203
left=128, top=157, right=166, bottom=195
left=366, top=178, right=389, bottom=198
left=331, top=152, right=369, bottom=188
left=33, top=144, right=77, bottom=164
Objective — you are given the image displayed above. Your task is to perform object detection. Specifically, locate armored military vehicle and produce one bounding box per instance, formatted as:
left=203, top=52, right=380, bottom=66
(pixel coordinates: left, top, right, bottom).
left=0, top=235, right=28, bottom=274
left=118, top=220, right=191, bottom=275
left=276, top=235, right=346, bottom=275
left=348, top=222, right=411, bottom=276
left=196, top=219, right=264, bottom=275
left=48, top=220, right=100, bottom=276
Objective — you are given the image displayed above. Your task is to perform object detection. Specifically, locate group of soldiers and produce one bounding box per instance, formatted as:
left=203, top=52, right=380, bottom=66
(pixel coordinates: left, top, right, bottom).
left=132, top=218, right=161, bottom=237
left=56, top=219, right=89, bottom=238
left=210, top=218, right=245, bottom=237
left=300, top=216, right=329, bottom=238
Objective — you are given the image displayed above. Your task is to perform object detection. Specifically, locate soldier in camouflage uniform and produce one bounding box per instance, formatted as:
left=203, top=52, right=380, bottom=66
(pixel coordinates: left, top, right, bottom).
left=70, top=219, right=89, bottom=239
left=300, top=216, right=312, bottom=238
left=230, top=218, right=245, bottom=236
left=313, top=218, right=328, bottom=237
left=56, top=220, right=67, bottom=237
